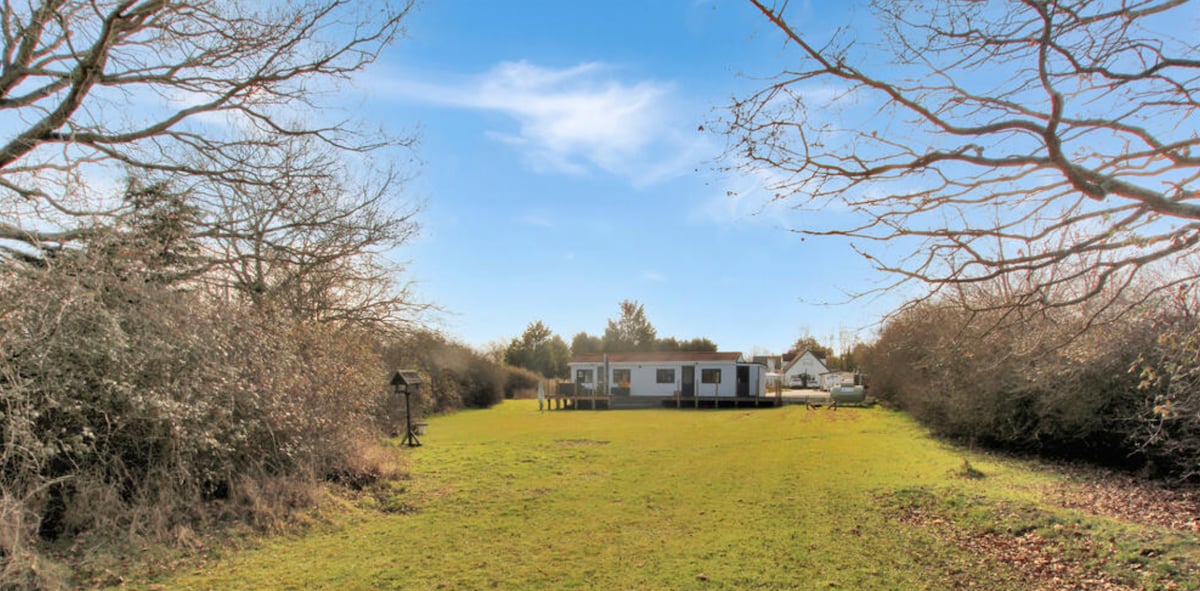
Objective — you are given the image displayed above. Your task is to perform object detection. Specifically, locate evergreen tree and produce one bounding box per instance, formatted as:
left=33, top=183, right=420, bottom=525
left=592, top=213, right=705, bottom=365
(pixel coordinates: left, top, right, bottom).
left=504, top=321, right=569, bottom=378
left=603, top=300, right=658, bottom=352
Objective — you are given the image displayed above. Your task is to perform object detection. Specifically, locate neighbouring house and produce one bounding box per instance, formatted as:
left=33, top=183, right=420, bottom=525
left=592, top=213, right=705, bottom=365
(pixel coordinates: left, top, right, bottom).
left=568, top=351, right=766, bottom=399
left=820, top=370, right=856, bottom=391
left=752, top=355, right=783, bottom=373
left=780, top=350, right=828, bottom=389
left=753, top=355, right=784, bottom=389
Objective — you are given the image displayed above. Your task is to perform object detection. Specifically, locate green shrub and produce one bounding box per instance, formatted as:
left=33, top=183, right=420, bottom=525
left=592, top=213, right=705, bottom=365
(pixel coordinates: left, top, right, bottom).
left=380, top=331, right=510, bottom=413
left=503, top=366, right=543, bottom=399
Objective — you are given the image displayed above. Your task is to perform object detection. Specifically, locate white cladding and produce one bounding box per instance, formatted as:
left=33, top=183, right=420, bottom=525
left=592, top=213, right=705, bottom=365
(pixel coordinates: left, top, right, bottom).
left=782, top=351, right=828, bottom=388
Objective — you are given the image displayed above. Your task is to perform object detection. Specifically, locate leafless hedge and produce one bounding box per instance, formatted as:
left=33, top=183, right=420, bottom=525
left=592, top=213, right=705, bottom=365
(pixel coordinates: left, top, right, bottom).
left=864, top=278, right=1200, bottom=480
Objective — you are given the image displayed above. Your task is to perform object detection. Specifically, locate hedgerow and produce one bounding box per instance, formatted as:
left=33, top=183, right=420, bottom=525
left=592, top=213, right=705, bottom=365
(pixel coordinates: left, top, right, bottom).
left=863, top=283, right=1199, bottom=479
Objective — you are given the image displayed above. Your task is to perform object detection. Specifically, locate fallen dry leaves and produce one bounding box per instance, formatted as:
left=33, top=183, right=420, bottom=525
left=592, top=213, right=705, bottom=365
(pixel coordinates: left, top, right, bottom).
left=885, top=462, right=1200, bottom=591
left=1047, top=463, right=1200, bottom=534
left=891, top=504, right=1136, bottom=591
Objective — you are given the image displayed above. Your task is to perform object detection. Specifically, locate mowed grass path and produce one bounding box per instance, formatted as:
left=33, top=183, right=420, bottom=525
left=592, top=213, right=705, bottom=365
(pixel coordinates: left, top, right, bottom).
left=143, top=401, right=1195, bottom=590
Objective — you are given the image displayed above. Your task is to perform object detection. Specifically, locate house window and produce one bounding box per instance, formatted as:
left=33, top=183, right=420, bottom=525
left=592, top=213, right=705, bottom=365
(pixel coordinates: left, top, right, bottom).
left=612, top=369, right=631, bottom=386
left=576, top=369, right=594, bottom=383
left=656, top=368, right=675, bottom=384
left=701, top=369, right=721, bottom=384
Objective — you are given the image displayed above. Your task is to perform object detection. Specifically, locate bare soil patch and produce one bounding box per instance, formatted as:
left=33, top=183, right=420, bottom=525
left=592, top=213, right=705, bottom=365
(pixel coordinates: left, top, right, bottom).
left=554, top=439, right=610, bottom=447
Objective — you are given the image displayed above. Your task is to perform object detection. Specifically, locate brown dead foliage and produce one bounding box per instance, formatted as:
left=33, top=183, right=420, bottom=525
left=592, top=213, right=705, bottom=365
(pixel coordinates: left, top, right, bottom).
left=891, top=504, right=1135, bottom=591
left=962, top=529, right=1131, bottom=591
left=884, top=459, right=1200, bottom=591
left=1047, top=464, right=1200, bottom=534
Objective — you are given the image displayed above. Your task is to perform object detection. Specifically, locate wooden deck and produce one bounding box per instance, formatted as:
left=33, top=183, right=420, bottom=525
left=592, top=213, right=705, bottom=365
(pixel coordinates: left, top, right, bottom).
left=544, top=382, right=782, bottom=410
left=544, top=394, right=613, bottom=410
left=540, top=385, right=870, bottom=411
left=660, top=396, right=780, bottom=409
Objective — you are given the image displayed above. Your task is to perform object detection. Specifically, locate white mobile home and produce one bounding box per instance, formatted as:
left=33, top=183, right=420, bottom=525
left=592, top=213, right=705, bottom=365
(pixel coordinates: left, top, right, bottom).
left=568, top=351, right=766, bottom=399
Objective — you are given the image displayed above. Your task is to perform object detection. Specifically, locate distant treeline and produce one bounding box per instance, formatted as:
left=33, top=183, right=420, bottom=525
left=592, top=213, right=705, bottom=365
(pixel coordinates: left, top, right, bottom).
left=503, top=300, right=719, bottom=379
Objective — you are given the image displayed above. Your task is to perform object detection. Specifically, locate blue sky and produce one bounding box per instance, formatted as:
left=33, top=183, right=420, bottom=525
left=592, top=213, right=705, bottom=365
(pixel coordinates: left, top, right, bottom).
left=359, top=1, right=899, bottom=355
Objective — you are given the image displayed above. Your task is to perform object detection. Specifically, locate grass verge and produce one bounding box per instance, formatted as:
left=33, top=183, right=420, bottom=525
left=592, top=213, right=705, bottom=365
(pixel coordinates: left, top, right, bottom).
left=116, top=401, right=1198, bottom=590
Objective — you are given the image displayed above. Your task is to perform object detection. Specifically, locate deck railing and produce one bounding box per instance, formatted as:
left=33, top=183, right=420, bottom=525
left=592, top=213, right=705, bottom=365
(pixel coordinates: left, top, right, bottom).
left=547, top=381, right=612, bottom=410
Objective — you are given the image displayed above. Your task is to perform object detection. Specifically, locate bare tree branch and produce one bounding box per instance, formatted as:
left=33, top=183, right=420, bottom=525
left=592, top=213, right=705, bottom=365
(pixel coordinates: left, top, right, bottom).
left=0, top=0, right=413, bottom=256
left=0, top=0, right=422, bottom=326
left=726, top=0, right=1200, bottom=324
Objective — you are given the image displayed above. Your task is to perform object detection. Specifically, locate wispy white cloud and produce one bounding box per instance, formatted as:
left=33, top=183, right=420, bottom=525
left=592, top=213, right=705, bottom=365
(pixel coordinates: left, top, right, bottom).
left=693, top=82, right=864, bottom=227
left=642, top=270, right=666, bottom=282
left=690, top=167, right=794, bottom=227
left=375, top=61, right=712, bottom=186
left=515, top=212, right=555, bottom=228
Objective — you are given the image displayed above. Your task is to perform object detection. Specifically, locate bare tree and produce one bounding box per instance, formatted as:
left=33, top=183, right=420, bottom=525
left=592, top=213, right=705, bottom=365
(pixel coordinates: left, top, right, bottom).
left=726, top=0, right=1200, bottom=323
left=0, top=0, right=413, bottom=260
left=0, top=4, right=423, bottom=580
left=0, top=0, right=421, bottom=325
left=196, top=136, right=424, bottom=328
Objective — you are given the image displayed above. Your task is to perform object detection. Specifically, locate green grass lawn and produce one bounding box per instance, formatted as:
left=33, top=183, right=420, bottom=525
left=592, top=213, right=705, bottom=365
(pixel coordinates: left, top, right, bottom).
left=130, top=401, right=1198, bottom=590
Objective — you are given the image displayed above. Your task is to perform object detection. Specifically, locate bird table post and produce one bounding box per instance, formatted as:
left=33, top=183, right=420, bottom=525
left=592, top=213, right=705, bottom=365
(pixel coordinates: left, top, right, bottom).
left=391, top=370, right=424, bottom=447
